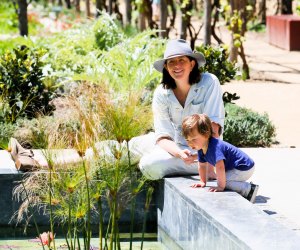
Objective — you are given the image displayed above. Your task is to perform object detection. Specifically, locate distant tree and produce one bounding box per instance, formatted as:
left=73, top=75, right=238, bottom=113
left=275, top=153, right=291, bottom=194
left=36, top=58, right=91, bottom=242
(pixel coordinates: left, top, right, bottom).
left=12, top=0, right=28, bottom=36
left=159, top=0, right=176, bottom=38
left=203, top=0, right=212, bottom=45
left=211, top=0, right=223, bottom=44
left=159, top=0, right=168, bottom=37
left=228, top=0, right=250, bottom=79
left=137, top=0, right=153, bottom=31
left=95, top=0, right=106, bottom=17
left=108, top=0, right=112, bottom=14
left=257, top=0, right=266, bottom=24
left=124, top=0, right=132, bottom=25
left=178, top=0, right=193, bottom=39
left=281, top=0, right=293, bottom=14
left=86, top=0, right=91, bottom=17
left=75, top=0, right=80, bottom=12
left=65, top=0, right=71, bottom=9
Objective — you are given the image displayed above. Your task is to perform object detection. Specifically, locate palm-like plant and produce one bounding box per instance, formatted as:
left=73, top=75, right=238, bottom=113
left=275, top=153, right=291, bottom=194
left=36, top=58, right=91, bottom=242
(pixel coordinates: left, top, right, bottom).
left=100, top=31, right=163, bottom=93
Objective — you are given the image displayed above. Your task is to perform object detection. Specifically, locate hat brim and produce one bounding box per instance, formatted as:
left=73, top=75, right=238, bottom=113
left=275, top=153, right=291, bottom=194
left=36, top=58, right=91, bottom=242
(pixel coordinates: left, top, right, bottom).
left=153, top=52, right=206, bottom=73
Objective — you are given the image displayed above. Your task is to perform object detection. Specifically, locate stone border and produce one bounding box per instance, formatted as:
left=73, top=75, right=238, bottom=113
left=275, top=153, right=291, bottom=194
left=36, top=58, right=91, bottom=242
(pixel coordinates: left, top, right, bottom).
left=157, top=176, right=300, bottom=249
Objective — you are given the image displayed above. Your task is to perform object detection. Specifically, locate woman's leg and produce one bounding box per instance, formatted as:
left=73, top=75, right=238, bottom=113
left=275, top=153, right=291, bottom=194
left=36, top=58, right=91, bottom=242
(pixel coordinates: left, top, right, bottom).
left=139, top=145, right=198, bottom=180
left=225, top=167, right=255, bottom=197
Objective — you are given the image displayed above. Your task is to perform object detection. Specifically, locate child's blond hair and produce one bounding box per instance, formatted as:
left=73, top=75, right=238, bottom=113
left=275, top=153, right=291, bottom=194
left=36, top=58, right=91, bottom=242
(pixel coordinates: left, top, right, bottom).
left=182, top=114, right=213, bottom=138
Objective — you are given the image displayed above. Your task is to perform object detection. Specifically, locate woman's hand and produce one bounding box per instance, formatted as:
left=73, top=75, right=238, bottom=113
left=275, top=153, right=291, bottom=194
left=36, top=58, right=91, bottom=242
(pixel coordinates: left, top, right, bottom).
left=178, top=149, right=197, bottom=165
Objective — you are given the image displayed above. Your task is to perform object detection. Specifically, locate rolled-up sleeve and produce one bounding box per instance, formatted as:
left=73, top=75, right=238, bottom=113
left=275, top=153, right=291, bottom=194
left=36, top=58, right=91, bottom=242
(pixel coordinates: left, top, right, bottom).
left=202, top=73, right=225, bottom=128
left=152, top=86, right=175, bottom=142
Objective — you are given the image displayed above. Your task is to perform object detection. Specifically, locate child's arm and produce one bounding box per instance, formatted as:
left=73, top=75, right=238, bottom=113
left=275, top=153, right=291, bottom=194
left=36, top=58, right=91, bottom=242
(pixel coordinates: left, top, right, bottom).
left=191, top=162, right=207, bottom=188
left=208, top=160, right=226, bottom=192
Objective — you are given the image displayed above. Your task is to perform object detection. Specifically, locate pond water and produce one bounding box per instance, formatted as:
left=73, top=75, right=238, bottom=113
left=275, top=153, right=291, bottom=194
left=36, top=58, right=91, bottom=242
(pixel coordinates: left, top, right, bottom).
left=0, top=234, right=163, bottom=250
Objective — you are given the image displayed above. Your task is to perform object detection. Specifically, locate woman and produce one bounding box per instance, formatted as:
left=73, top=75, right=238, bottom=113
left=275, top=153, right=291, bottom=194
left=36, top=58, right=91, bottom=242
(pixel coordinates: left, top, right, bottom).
left=139, top=39, right=225, bottom=180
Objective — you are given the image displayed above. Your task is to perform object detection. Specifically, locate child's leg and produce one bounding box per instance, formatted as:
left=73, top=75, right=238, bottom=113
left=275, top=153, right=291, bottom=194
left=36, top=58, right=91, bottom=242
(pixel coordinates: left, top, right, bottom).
left=225, top=167, right=255, bottom=197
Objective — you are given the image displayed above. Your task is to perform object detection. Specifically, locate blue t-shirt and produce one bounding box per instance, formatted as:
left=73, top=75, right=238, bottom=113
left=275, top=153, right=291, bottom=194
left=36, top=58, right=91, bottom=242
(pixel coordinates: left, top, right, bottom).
left=198, top=137, right=254, bottom=171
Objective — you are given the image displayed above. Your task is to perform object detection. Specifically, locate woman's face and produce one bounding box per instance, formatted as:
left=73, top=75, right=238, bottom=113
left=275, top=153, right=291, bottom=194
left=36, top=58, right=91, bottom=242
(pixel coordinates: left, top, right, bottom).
left=165, top=56, right=195, bottom=83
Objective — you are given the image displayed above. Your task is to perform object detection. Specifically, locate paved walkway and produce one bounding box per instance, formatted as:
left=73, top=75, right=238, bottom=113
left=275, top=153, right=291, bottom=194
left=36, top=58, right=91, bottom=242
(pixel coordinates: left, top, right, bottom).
left=221, top=31, right=300, bottom=235
left=221, top=31, right=300, bottom=148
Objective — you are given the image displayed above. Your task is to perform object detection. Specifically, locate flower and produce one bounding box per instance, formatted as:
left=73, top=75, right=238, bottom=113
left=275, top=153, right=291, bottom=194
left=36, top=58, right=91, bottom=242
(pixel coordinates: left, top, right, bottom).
left=38, top=231, right=54, bottom=246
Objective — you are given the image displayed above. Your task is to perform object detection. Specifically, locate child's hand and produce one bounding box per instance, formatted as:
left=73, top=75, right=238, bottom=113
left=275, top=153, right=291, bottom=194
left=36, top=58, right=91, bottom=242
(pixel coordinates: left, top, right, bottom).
left=208, top=186, right=224, bottom=192
left=191, top=181, right=206, bottom=188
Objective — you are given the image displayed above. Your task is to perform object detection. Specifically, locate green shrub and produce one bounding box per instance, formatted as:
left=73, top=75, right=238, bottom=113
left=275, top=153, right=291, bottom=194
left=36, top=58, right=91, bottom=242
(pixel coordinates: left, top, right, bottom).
left=0, top=36, right=36, bottom=55
left=100, top=30, right=164, bottom=92
left=0, top=1, right=18, bottom=34
left=196, top=45, right=239, bottom=84
left=0, top=46, right=56, bottom=123
left=223, top=104, right=276, bottom=147
left=94, top=12, right=125, bottom=50
left=0, top=122, right=16, bottom=149
left=13, top=114, right=80, bottom=149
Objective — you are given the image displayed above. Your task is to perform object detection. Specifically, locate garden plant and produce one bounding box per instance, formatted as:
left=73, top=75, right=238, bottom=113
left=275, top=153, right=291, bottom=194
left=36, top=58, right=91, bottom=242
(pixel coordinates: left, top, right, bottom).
left=0, top=3, right=277, bottom=249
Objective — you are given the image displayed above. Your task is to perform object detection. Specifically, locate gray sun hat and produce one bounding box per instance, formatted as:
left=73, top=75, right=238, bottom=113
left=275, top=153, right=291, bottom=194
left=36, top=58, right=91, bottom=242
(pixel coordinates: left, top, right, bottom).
left=153, top=39, right=206, bottom=73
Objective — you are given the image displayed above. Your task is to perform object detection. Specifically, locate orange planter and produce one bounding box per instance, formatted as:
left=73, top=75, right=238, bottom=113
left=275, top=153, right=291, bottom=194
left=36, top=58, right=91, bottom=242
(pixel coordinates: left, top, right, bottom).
left=267, top=15, right=300, bottom=51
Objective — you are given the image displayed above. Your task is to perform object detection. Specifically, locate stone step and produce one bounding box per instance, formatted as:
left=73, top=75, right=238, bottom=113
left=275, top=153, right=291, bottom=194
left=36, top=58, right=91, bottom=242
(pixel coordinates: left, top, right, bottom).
left=157, top=176, right=300, bottom=250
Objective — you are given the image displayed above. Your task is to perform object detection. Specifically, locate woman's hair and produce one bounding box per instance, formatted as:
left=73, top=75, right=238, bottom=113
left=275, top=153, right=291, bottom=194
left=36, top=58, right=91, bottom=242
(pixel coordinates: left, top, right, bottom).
left=161, top=57, right=201, bottom=89
left=182, top=114, right=213, bottom=139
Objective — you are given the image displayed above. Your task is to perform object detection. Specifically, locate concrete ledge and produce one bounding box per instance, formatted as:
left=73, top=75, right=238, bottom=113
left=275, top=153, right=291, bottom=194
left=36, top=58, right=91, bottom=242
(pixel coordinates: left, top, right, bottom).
left=157, top=176, right=300, bottom=250
left=0, top=150, right=18, bottom=174
left=0, top=150, right=157, bottom=236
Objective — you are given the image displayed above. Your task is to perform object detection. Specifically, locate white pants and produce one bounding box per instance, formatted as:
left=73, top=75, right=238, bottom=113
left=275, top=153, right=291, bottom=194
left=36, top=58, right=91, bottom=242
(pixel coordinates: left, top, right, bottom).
left=225, top=167, right=255, bottom=197
left=134, top=133, right=198, bottom=180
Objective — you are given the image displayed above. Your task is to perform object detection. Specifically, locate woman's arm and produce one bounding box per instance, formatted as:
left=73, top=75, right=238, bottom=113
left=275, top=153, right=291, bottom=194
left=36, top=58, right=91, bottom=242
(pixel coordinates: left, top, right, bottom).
left=211, top=122, right=221, bottom=138
left=157, top=138, right=197, bottom=164
left=202, top=74, right=225, bottom=135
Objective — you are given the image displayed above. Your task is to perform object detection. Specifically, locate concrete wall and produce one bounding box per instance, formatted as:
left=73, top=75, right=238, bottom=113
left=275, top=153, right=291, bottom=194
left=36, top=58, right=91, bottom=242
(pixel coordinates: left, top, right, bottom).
left=157, top=176, right=300, bottom=250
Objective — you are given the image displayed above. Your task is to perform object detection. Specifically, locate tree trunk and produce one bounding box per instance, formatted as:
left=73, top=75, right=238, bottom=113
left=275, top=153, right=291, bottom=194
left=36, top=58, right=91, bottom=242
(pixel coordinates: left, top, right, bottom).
left=179, top=0, right=193, bottom=39
left=203, top=0, right=212, bottom=45
left=164, top=0, right=176, bottom=37
left=281, top=0, right=293, bottom=14
left=108, top=0, right=113, bottom=14
left=58, top=0, right=63, bottom=5
left=124, top=0, right=132, bottom=25
left=75, top=0, right=80, bottom=12
left=211, top=0, right=223, bottom=44
left=95, top=0, right=107, bottom=17
left=95, top=0, right=101, bottom=17
left=139, top=13, right=146, bottom=31
left=113, top=0, right=123, bottom=24
left=160, top=0, right=168, bottom=37
left=229, top=0, right=239, bottom=62
left=138, top=0, right=152, bottom=30
left=17, top=0, right=28, bottom=36
left=230, top=0, right=249, bottom=79
left=257, top=0, right=266, bottom=24
left=145, top=0, right=153, bottom=29
left=179, top=12, right=188, bottom=39
left=65, top=0, right=71, bottom=8
left=86, top=0, right=91, bottom=17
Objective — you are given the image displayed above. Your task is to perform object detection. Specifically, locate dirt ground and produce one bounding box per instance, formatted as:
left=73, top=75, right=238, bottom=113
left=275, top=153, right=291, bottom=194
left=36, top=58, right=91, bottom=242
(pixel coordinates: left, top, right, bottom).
left=220, top=30, right=300, bottom=148
left=222, top=81, right=300, bottom=148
